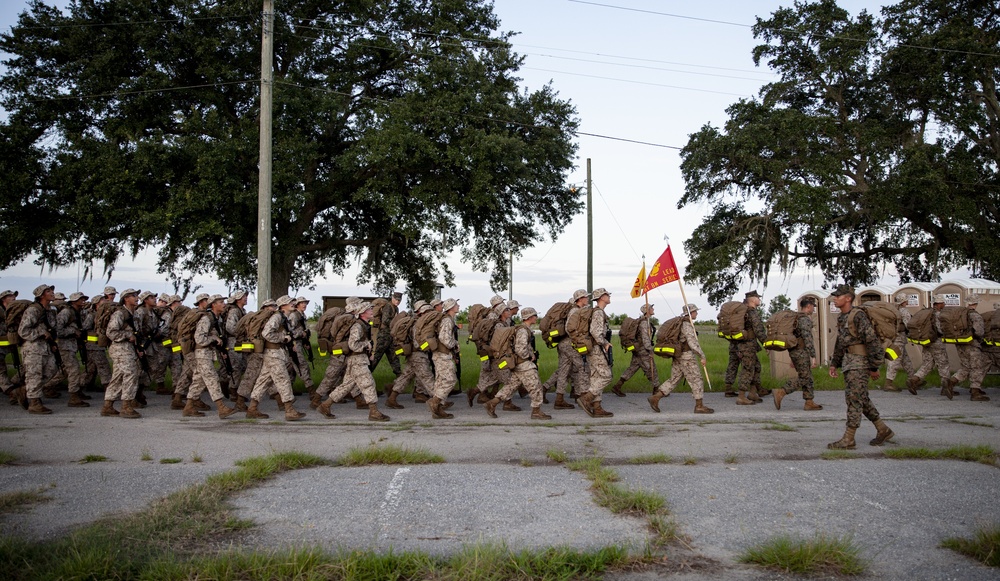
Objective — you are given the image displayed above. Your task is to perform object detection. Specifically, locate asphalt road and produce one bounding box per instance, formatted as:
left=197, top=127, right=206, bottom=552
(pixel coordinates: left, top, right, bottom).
left=1, top=385, right=999, bottom=580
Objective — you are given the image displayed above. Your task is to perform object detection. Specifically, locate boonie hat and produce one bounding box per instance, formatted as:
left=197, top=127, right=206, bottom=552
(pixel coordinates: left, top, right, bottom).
left=53, top=292, right=66, bottom=301
left=893, top=293, right=908, bottom=304
left=228, top=290, right=248, bottom=304
left=442, top=298, right=458, bottom=312
left=103, top=286, right=117, bottom=296
left=572, top=289, right=588, bottom=301
left=138, top=290, right=156, bottom=302
left=489, top=295, right=505, bottom=307
left=932, top=294, right=946, bottom=304
left=506, top=299, right=520, bottom=311
left=412, top=300, right=427, bottom=312
left=0, top=290, right=17, bottom=301
left=591, top=287, right=610, bottom=301
left=261, top=298, right=277, bottom=308
left=120, top=288, right=140, bottom=299
left=209, top=294, right=225, bottom=304
left=521, top=307, right=538, bottom=319
left=640, top=304, right=654, bottom=314
left=430, top=298, right=442, bottom=308
left=417, top=303, right=432, bottom=314
left=69, top=292, right=89, bottom=302
left=966, top=294, right=981, bottom=305
left=296, top=296, right=308, bottom=304
left=682, top=303, right=699, bottom=316
left=194, top=292, right=210, bottom=303
left=276, top=295, right=294, bottom=307
left=158, top=293, right=172, bottom=303
left=32, top=284, right=54, bottom=297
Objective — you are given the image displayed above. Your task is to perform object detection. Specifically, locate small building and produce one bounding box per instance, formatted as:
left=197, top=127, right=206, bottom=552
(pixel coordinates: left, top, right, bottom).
left=856, top=285, right=896, bottom=304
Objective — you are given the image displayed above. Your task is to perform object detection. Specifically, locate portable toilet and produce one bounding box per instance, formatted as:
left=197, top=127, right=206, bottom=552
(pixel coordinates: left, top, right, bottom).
left=768, top=291, right=828, bottom=379
left=932, top=279, right=1000, bottom=372
left=893, top=282, right=938, bottom=369
left=856, top=285, right=895, bottom=304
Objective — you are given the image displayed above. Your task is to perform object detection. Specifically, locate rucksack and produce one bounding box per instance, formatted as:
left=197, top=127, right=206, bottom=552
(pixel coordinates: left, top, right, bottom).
left=4, top=299, right=34, bottom=345
left=939, top=306, right=973, bottom=344
left=329, top=313, right=358, bottom=356
left=653, top=316, right=684, bottom=358
left=232, top=309, right=256, bottom=352
left=490, top=325, right=520, bottom=370
left=618, top=316, right=642, bottom=352
left=389, top=311, right=415, bottom=356
left=848, top=302, right=901, bottom=360
left=472, top=316, right=500, bottom=357
left=246, top=308, right=276, bottom=353
left=414, top=311, right=446, bottom=353
left=370, top=298, right=389, bottom=329
left=983, top=309, right=1000, bottom=346
left=763, top=310, right=802, bottom=351
left=168, top=304, right=191, bottom=344
left=717, top=301, right=750, bottom=341
left=539, top=301, right=574, bottom=347
left=566, top=306, right=595, bottom=354
left=95, top=301, right=122, bottom=348
left=179, top=308, right=208, bottom=355
left=906, top=308, right=935, bottom=345
left=315, top=307, right=344, bottom=355
left=466, top=304, right=488, bottom=343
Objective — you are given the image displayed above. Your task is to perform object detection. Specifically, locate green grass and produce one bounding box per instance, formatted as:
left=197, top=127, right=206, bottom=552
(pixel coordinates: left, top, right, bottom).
left=140, top=448, right=152, bottom=461
left=519, top=458, right=534, bottom=467
left=820, top=450, right=858, bottom=460
left=79, top=454, right=107, bottom=463
left=883, top=445, right=997, bottom=465
left=762, top=421, right=797, bottom=432
left=339, top=443, right=445, bottom=466
left=724, top=453, right=739, bottom=464
left=159, top=458, right=182, bottom=464
left=0, top=451, right=17, bottom=465
left=546, top=449, right=568, bottom=463
left=0, top=489, right=51, bottom=514
left=682, top=456, right=697, bottom=465
left=0, top=427, right=24, bottom=433
left=941, top=524, right=1000, bottom=566
left=627, top=453, right=672, bottom=465
left=593, top=481, right=666, bottom=517
left=739, top=533, right=867, bottom=575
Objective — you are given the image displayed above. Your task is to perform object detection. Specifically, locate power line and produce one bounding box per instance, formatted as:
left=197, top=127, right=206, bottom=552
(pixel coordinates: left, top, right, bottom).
left=569, top=0, right=751, bottom=28
left=526, top=53, right=774, bottom=82
left=524, top=67, right=751, bottom=97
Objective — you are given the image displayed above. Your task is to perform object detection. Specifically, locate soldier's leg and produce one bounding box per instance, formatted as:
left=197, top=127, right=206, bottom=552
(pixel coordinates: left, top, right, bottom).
left=968, top=348, right=988, bottom=390
left=931, top=343, right=950, bottom=385
left=618, top=354, right=641, bottom=384
left=724, top=343, right=739, bottom=393
left=684, top=358, right=705, bottom=400
left=386, top=342, right=402, bottom=376
left=657, top=359, right=684, bottom=396
left=315, top=357, right=346, bottom=398
left=952, top=347, right=971, bottom=383
left=784, top=352, right=810, bottom=395
left=431, top=353, right=456, bottom=401
left=588, top=353, right=612, bottom=402
left=639, top=350, right=660, bottom=387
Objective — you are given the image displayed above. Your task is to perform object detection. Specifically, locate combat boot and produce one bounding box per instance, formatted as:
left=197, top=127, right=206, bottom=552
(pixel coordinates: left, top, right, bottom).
left=502, top=400, right=522, bottom=412
left=309, top=392, right=322, bottom=409
left=316, top=398, right=335, bottom=418
left=234, top=395, right=248, bottom=412
left=100, top=400, right=119, bottom=416
left=386, top=390, right=404, bottom=409
left=647, top=391, right=664, bottom=413
left=591, top=400, right=613, bottom=418
left=182, top=399, right=205, bottom=417
left=120, top=399, right=141, bottom=419
left=246, top=399, right=269, bottom=419
left=12, top=386, right=27, bottom=410
left=804, top=399, right=823, bottom=411
left=747, top=387, right=763, bottom=403
left=882, top=380, right=901, bottom=392
left=736, top=391, right=754, bottom=405
left=477, top=390, right=491, bottom=404
left=553, top=393, right=575, bottom=409
left=610, top=378, right=626, bottom=397
left=694, top=398, right=714, bottom=414
left=542, top=388, right=550, bottom=404
left=869, top=419, right=894, bottom=446
left=354, top=393, right=367, bottom=409
left=772, top=388, right=786, bottom=410
left=155, top=381, right=171, bottom=396
left=827, top=427, right=857, bottom=450
left=413, top=391, right=429, bottom=403
left=42, top=386, right=61, bottom=399
left=214, top=399, right=237, bottom=419
left=68, top=392, right=90, bottom=408
left=578, top=392, right=596, bottom=417
left=466, top=387, right=480, bottom=407
left=76, top=390, right=92, bottom=400
left=284, top=401, right=306, bottom=421
left=27, top=398, right=52, bottom=415
left=134, top=388, right=147, bottom=408
left=442, top=399, right=455, bottom=409
left=906, top=376, right=920, bottom=395
left=970, top=388, right=991, bottom=402
left=170, top=393, right=185, bottom=410
left=192, top=398, right=210, bottom=411
left=724, top=383, right=737, bottom=398
left=368, top=403, right=389, bottom=422
left=427, top=397, right=453, bottom=419
left=531, top=406, right=552, bottom=420
left=942, top=377, right=957, bottom=400
left=485, top=397, right=500, bottom=418
left=757, top=387, right=771, bottom=397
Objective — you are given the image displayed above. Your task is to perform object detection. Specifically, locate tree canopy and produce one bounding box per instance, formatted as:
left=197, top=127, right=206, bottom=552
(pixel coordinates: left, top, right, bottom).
left=0, top=0, right=581, bottom=297
left=678, top=0, right=1000, bottom=306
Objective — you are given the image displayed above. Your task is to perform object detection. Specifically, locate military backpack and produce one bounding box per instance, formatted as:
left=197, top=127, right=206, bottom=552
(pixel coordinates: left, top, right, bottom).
left=717, top=301, right=751, bottom=341
left=246, top=309, right=276, bottom=352
left=653, top=316, right=684, bottom=358
left=314, top=307, right=344, bottom=355
left=566, top=305, right=595, bottom=354
left=490, top=325, right=521, bottom=371
left=369, top=298, right=390, bottom=329
left=178, top=308, right=208, bottom=355
left=4, top=299, right=34, bottom=345
left=389, top=311, right=415, bottom=356
left=906, top=308, right=936, bottom=345
left=413, top=311, right=447, bottom=353
left=848, top=302, right=902, bottom=360
left=618, top=316, right=642, bottom=352
left=762, top=309, right=802, bottom=351
left=938, top=306, right=973, bottom=344
left=466, top=304, right=489, bottom=344
left=538, top=301, right=574, bottom=347
left=984, top=309, right=1000, bottom=347
left=471, top=316, right=499, bottom=358
left=328, top=313, right=358, bottom=356
left=94, top=301, right=124, bottom=348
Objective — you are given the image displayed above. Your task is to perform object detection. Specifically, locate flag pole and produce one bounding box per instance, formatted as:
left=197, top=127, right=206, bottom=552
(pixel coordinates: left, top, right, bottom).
left=676, top=275, right=713, bottom=391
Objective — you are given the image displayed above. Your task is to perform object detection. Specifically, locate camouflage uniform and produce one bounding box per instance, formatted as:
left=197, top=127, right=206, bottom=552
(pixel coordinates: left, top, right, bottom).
left=495, top=322, right=544, bottom=407
left=55, top=304, right=85, bottom=394
left=104, top=306, right=141, bottom=403
left=544, top=333, right=587, bottom=397
left=723, top=341, right=739, bottom=393
left=188, top=312, right=225, bottom=402
left=618, top=314, right=659, bottom=389
left=831, top=308, right=884, bottom=429
left=146, top=305, right=171, bottom=385
left=369, top=299, right=402, bottom=376
left=134, top=302, right=159, bottom=386
left=328, top=318, right=378, bottom=404
left=18, top=302, right=59, bottom=400
left=430, top=314, right=459, bottom=401
left=587, top=306, right=612, bottom=401
left=656, top=318, right=705, bottom=398
left=224, top=304, right=247, bottom=388
left=0, top=300, right=15, bottom=395
left=885, top=307, right=914, bottom=382
left=286, top=308, right=314, bottom=391
left=984, top=306, right=1000, bottom=372
left=782, top=313, right=816, bottom=400
left=82, top=301, right=112, bottom=388
left=913, top=309, right=950, bottom=385
left=474, top=306, right=506, bottom=395
left=388, top=322, right=432, bottom=397
left=736, top=306, right=766, bottom=392
left=250, top=312, right=296, bottom=404
left=951, top=309, right=987, bottom=390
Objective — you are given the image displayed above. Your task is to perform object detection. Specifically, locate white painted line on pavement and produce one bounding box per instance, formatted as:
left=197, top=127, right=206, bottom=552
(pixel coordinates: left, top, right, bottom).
left=377, top=467, right=411, bottom=543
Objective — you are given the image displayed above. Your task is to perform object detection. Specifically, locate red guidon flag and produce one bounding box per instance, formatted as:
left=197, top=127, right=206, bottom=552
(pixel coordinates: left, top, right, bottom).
left=643, top=246, right=680, bottom=294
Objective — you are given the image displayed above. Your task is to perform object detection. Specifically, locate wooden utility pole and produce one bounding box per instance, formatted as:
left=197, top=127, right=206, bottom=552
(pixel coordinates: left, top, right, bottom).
left=586, top=158, right=593, bottom=294
left=257, top=0, right=274, bottom=302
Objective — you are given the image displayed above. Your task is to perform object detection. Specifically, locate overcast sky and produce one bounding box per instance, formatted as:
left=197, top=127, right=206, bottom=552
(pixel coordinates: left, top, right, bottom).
left=3, top=0, right=956, bottom=317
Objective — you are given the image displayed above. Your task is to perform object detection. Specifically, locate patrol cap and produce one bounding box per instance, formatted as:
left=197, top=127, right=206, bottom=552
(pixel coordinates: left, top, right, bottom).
left=489, top=295, right=505, bottom=307
left=68, top=292, right=89, bottom=302
left=194, top=292, right=210, bottom=304
left=392, top=291, right=403, bottom=300
left=261, top=298, right=277, bottom=308
left=800, top=296, right=817, bottom=307
left=442, top=298, right=458, bottom=312
left=53, top=291, right=66, bottom=301
left=209, top=294, right=225, bottom=305
left=830, top=285, right=854, bottom=298
left=682, top=303, right=699, bottom=316
left=275, top=295, right=294, bottom=307
left=138, top=290, right=156, bottom=302
left=228, top=290, right=248, bottom=304
left=521, top=307, right=538, bottom=319
left=640, top=303, right=654, bottom=314
left=591, top=287, right=610, bottom=301
left=32, top=284, right=54, bottom=298
left=966, top=294, right=981, bottom=306
left=120, top=288, right=140, bottom=299
left=0, top=290, right=17, bottom=301
left=893, top=293, right=908, bottom=304
left=103, top=286, right=117, bottom=296
left=158, top=292, right=172, bottom=304
left=745, top=290, right=762, bottom=299
left=572, top=289, right=589, bottom=301
left=932, top=294, right=946, bottom=304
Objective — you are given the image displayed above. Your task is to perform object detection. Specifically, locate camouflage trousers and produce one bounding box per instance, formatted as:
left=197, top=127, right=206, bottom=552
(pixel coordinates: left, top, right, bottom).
left=914, top=342, right=950, bottom=384
left=370, top=331, right=401, bottom=376
left=22, top=340, right=58, bottom=400
left=315, top=356, right=347, bottom=397
left=724, top=342, right=739, bottom=387
left=85, top=346, right=112, bottom=387
left=842, top=369, right=880, bottom=429
left=292, top=341, right=314, bottom=390
left=237, top=352, right=263, bottom=398
left=146, top=341, right=170, bottom=384
left=885, top=336, right=914, bottom=381
left=408, top=351, right=436, bottom=396
left=431, top=351, right=458, bottom=401
left=984, top=347, right=1000, bottom=374
left=735, top=342, right=762, bottom=392
left=952, top=344, right=988, bottom=389
left=542, top=339, right=587, bottom=396
left=329, top=354, right=377, bottom=405
left=227, top=348, right=247, bottom=389
left=587, top=349, right=612, bottom=402
left=0, top=350, right=14, bottom=394
left=782, top=349, right=815, bottom=400
left=497, top=362, right=544, bottom=407
left=188, top=349, right=224, bottom=402
left=57, top=345, right=85, bottom=393
left=172, top=355, right=195, bottom=395
left=169, top=351, right=183, bottom=389
left=475, top=356, right=502, bottom=393
left=619, top=348, right=659, bottom=388
left=250, top=350, right=295, bottom=404
left=659, top=352, right=703, bottom=399
left=391, top=353, right=432, bottom=395
left=105, top=342, right=140, bottom=402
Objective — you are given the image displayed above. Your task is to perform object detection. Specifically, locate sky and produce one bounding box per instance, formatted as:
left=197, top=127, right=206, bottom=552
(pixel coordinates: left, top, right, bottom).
left=2, top=0, right=952, bottom=318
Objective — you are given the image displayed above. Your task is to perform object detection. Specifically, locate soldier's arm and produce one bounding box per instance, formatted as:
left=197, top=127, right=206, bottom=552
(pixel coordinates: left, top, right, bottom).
left=856, top=311, right=884, bottom=371
left=261, top=314, right=288, bottom=344
left=438, top=317, right=457, bottom=350
left=799, top=316, right=815, bottom=358
left=683, top=321, right=705, bottom=360
left=513, top=326, right=532, bottom=360
left=347, top=322, right=369, bottom=353
left=590, top=313, right=609, bottom=349
left=750, top=309, right=767, bottom=341
left=194, top=315, right=216, bottom=347
left=639, top=319, right=652, bottom=350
